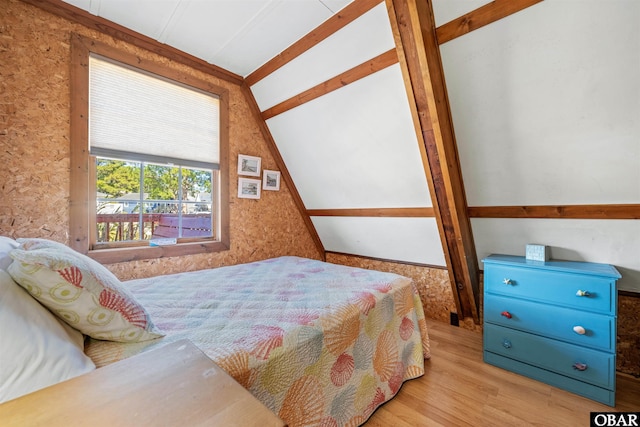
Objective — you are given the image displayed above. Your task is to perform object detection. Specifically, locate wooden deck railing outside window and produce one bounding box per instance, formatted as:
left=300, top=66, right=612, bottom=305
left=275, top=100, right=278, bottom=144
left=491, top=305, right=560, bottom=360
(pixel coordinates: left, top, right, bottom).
left=96, top=214, right=212, bottom=242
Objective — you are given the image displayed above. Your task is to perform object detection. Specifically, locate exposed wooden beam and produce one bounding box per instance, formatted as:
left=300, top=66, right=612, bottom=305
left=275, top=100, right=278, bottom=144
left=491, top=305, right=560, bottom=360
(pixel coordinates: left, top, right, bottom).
left=436, top=0, right=544, bottom=45
left=308, top=207, right=434, bottom=217
left=20, top=0, right=244, bottom=86
left=245, top=0, right=383, bottom=86
left=69, top=33, right=91, bottom=254
left=469, top=204, right=640, bottom=219
left=240, top=83, right=326, bottom=259
left=261, top=49, right=398, bottom=120
left=387, top=0, right=480, bottom=322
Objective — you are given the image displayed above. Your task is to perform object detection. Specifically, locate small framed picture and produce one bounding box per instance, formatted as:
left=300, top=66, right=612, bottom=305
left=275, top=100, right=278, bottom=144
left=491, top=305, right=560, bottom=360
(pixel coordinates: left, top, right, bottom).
left=262, top=170, right=281, bottom=191
left=238, top=178, right=261, bottom=199
left=237, top=154, right=261, bottom=177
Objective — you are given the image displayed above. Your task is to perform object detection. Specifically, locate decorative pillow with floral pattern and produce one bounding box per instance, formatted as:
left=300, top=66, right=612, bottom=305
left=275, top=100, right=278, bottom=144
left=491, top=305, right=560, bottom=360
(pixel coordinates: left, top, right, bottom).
left=8, top=238, right=163, bottom=342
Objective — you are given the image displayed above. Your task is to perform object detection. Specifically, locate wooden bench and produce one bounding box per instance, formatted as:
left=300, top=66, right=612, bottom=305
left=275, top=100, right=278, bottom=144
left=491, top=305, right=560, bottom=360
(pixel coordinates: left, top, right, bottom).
left=151, top=214, right=212, bottom=238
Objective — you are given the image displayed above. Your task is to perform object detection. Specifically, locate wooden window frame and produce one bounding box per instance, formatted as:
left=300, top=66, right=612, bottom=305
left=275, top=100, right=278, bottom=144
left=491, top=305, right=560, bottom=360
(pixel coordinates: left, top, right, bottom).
left=70, top=33, right=229, bottom=264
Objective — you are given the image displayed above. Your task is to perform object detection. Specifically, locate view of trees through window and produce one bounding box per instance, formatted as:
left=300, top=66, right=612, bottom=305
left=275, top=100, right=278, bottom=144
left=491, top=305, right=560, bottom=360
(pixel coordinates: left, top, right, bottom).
left=96, top=157, right=214, bottom=243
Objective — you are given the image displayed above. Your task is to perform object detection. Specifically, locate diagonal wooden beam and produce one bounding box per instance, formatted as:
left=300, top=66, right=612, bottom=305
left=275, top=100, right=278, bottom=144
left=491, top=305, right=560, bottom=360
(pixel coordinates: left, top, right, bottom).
left=245, top=0, right=382, bottom=86
left=387, top=0, right=480, bottom=322
left=436, top=0, right=544, bottom=45
left=261, top=49, right=398, bottom=120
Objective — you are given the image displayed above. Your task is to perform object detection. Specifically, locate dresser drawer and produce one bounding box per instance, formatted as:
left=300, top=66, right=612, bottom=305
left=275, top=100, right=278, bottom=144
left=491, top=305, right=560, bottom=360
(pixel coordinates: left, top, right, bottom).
left=484, top=264, right=616, bottom=314
left=484, top=294, right=615, bottom=351
left=484, top=323, right=615, bottom=389
left=484, top=352, right=615, bottom=406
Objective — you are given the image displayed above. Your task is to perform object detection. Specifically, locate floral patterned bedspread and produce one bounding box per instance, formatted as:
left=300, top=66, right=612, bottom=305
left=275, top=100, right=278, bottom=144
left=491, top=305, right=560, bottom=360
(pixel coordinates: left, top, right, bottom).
left=85, top=256, right=430, bottom=427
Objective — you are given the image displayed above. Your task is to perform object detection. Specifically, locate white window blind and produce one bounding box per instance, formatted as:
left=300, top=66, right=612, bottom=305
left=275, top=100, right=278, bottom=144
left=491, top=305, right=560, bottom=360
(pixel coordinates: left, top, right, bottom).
left=89, top=54, right=220, bottom=169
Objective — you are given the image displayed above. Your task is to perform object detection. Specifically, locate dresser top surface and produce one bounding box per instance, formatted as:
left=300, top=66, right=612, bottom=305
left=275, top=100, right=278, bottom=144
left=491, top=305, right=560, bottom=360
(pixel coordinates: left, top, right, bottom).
left=483, top=254, right=621, bottom=279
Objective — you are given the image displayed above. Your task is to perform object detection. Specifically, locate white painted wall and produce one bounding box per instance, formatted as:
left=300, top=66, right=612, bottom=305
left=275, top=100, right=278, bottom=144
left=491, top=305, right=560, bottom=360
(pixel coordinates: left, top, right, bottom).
left=312, top=217, right=446, bottom=266
left=473, top=219, right=640, bottom=291
left=436, top=0, right=640, bottom=291
left=431, top=0, right=492, bottom=26
left=266, top=65, right=432, bottom=210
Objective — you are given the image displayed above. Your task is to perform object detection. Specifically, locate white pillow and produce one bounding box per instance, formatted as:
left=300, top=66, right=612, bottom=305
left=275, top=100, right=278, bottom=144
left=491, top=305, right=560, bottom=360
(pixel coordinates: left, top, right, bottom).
left=0, top=270, right=96, bottom=403
left=0, top=236, right=18, bottom=271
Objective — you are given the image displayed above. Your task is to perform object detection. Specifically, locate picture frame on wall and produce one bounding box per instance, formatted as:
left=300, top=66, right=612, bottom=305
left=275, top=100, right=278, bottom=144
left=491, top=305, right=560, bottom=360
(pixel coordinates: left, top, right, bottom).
left=262, top=170, right=281, bottom=191
left=238, top=178, right=261, bottom=199
left=237, top=154, right=261, bottom=177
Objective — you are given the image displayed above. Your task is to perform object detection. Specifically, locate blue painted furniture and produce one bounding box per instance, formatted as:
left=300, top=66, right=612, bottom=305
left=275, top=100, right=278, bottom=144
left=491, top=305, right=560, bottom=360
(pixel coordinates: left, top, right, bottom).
left=482, top=254, right=621, bottom=406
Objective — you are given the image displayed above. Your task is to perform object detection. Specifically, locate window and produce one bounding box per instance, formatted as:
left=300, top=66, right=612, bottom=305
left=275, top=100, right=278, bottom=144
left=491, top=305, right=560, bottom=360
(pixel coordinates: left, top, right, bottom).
left=70, top=34, right=229, bottom=263
left=94, top=158, right=215, bottom=242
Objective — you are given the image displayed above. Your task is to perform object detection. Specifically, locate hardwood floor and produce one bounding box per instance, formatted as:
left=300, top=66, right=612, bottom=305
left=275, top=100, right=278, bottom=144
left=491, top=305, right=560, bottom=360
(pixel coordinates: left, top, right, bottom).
left=365, top=321, right=640, bottom=426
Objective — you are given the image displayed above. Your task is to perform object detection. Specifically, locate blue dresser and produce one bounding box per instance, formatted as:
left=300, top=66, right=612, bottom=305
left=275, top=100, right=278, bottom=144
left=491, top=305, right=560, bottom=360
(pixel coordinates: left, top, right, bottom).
left=482, top=254, right=621, bottom=406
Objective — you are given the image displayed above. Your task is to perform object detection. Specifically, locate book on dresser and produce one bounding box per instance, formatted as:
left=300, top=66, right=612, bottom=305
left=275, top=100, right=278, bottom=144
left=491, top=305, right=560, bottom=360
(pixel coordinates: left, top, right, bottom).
left=482, top=254, right=621, bottom=406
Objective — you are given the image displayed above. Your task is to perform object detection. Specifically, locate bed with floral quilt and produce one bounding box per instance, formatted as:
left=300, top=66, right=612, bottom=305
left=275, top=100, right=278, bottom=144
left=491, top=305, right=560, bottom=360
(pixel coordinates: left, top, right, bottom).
left=84, top=256, right=430, bottom=427
left=1, top=237, right=429, bottom=426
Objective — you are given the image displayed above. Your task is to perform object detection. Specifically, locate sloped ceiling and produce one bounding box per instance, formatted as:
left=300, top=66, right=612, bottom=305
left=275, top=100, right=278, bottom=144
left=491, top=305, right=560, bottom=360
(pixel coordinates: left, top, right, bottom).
left=61, top=0, right=354, bottom=77
left=59, top=0, right=494, bottom=77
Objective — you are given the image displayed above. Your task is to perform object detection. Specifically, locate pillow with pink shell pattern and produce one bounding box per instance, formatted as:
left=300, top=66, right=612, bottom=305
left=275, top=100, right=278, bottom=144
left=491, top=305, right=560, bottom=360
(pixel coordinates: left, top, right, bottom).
left=7, top=238, right=163, bottom=342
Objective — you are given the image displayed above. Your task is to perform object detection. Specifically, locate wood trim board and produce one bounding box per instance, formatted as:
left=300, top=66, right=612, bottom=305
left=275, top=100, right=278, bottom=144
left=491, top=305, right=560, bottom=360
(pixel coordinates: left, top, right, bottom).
left=468, top=204, right=640, bottom=219
left=308, top=208, right=434, bottom=217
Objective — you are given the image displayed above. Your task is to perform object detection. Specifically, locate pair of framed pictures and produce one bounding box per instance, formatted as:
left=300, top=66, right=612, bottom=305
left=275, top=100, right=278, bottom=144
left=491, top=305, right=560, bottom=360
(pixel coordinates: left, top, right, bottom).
left=237, top=154, right=280, bottom=199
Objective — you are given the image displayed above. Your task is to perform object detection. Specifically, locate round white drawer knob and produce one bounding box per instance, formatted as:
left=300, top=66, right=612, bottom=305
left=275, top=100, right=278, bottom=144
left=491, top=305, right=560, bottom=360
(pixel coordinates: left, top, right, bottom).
left=573, top=325, right=586, bottom=335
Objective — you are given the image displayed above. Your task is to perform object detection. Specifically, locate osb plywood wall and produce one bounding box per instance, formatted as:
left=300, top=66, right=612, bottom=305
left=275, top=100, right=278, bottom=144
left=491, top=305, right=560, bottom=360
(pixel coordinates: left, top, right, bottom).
left=0, top=0, right=321, bottom=280
left=618, top=295, right=640, bottom=377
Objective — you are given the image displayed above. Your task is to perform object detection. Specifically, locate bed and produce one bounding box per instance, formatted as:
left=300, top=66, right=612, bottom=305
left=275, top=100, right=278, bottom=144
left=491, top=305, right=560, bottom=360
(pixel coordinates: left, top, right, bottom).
left=1, top=237, right=429, bottom=427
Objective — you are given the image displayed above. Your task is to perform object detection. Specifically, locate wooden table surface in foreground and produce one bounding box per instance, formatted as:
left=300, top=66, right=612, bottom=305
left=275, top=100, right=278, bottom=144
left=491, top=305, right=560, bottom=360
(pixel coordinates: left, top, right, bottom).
left=0, top=339, right=286, bottom=427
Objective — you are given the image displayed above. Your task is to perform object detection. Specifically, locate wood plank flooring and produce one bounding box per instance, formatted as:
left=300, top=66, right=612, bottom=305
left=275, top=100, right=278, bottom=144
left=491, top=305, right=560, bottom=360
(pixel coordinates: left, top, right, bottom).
left=365, top=321, right=640, bottom=426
